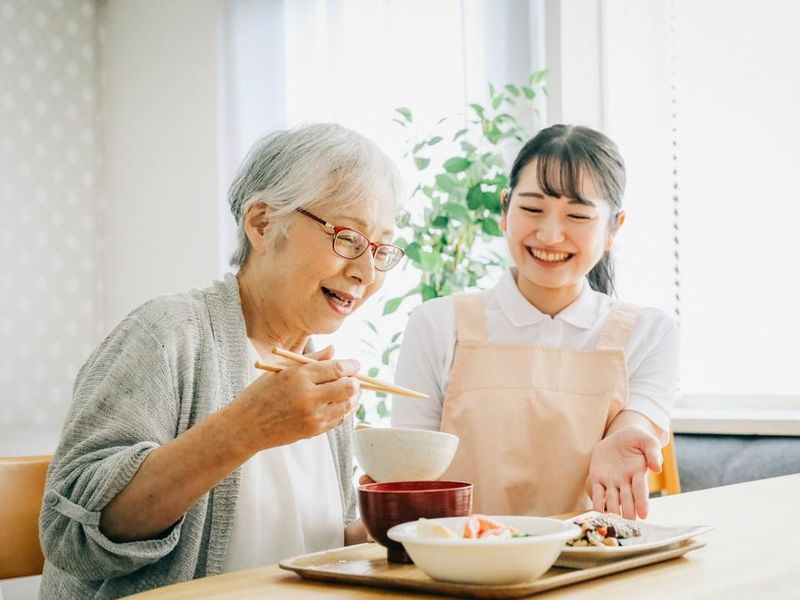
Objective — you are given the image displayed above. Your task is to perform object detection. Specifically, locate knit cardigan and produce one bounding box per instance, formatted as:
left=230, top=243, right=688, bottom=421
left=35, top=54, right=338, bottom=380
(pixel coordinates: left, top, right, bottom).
left=38, top=274, right=357, bottom=599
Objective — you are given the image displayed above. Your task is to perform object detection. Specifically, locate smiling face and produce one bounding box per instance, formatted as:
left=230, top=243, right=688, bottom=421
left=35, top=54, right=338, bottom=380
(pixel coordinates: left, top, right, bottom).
left=241, top=190, right=397, bottom=339
left=500, top=160, right=621, bottom=308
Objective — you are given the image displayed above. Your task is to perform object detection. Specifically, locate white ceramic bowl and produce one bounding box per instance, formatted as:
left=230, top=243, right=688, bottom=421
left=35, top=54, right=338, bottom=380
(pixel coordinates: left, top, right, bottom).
left=354, top=427, right=459, bottom=482
left=387, top=515, right=581, bottom=585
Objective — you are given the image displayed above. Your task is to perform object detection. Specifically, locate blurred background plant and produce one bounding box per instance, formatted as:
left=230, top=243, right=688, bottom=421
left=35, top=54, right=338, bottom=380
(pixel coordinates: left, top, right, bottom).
left=356, top=71, right=547, bottom=423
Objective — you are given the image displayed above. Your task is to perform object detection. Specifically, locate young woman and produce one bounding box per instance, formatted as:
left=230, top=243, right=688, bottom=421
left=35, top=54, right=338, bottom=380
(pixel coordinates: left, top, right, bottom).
left=391, top=124, right=679, bottom=520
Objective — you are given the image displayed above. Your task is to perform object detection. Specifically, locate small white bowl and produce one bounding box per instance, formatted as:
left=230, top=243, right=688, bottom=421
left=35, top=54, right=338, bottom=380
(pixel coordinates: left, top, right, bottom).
left=354, top=427, right=459, bottom=482
left=387, top=515, right=580, bottom=585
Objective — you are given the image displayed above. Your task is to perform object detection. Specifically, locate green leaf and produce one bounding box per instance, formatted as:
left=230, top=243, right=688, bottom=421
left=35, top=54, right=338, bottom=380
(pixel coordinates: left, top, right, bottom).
left=383, top=297, right=404, bottom=316
left=365, top=320, right=378, bottom=335
left=489, top=82, right=496, bottom=97
left=405, top=241, right=421, bottom=263
left=419, top=251, right=443, bottom=272
left=414, top=156, right=431, bottom=170
left=395, top=107, right=413, bottom=122
left=381, top=344, right=399, bottom=366
left=427, top=136, right=444, bottom=145
left=377, top=400, right=390, bottom=418
left=469, top=103, right=485, bottom=118
left=443, top=157, right=471, bottom=173
left=505, top=84, right=520, bottom=97
left=522, top=85, right=535, bottom=99
left=392, top=118, right=406, bottom=127
left=481, top=218, right=503, bottom=236
left=460, top=140, right=477, bottom=153
left=482, top=191, right=501, bottom=212
left=443, top=202, right=471, bottom=222
left=466, top=185, right=483, bottom=210
left=356, top=404, right=366, bottom=421
left=391, top=331, right=403, bottom=343
left=492, top=95, right=503, bottom=110
left=421, top=284, right=437, bottom=301
left=412, top=141, right=425, bottom=154
left=432, top=215, right=449, bottom=228
left=529, top=70, right=548, bottom=84
left=368, top=367, right=380, bottom=377
left=434, top=173, right=459, bottom=193
left=453, top=128, right=469, bottom=141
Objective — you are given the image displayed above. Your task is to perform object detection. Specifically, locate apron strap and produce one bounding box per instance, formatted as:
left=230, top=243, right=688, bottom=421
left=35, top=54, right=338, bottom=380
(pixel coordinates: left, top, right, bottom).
left=596, top=302, right=642, bottom=351
left=453, top=294, right=488, bottom=342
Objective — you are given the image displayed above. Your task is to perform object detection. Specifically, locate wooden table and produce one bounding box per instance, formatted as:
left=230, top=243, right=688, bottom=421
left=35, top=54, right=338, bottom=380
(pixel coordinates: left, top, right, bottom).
left=127, top=474, right=800, bottom=599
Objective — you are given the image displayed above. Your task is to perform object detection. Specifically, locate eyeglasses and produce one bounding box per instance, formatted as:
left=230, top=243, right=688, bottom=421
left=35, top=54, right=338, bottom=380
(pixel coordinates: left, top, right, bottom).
left=296, top=208, right=405, bottom=272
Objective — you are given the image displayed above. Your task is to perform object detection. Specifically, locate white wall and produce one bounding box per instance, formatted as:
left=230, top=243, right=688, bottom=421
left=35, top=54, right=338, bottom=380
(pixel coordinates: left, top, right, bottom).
left=100, top=0, right=224, bottom=327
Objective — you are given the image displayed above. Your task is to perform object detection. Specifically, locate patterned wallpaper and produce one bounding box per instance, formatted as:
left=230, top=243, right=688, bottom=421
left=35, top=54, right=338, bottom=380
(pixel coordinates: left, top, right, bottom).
left=0, top=0, right=103, bottom=429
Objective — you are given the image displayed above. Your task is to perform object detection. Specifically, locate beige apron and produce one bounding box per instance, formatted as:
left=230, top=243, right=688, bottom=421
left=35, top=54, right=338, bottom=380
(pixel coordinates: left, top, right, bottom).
left=440, top=294, right=641, bottom=516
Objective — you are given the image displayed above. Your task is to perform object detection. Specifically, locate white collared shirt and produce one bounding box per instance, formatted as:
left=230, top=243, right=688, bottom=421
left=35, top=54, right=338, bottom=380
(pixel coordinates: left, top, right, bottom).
left=391, top=269, right=679, bottom=437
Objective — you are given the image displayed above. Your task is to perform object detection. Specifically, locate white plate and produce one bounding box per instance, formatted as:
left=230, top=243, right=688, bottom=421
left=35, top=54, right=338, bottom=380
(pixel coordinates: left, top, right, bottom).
left=556, top=511, right=713, bottom=568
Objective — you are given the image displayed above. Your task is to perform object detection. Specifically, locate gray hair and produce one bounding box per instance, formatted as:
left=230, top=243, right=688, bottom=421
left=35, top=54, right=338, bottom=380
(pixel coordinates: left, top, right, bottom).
left=228, top=123, right=404, bottom=268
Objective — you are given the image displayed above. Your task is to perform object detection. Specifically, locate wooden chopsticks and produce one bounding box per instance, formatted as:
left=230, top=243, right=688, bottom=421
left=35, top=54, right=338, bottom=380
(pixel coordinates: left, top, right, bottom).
left=254, top=346, right=429, bottom=400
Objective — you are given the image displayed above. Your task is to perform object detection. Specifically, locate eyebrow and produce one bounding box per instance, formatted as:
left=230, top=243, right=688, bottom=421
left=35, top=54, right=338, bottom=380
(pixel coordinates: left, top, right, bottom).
left=516, top=191, right=596, bottom=207
left=340, top=215, right=393, bottom=238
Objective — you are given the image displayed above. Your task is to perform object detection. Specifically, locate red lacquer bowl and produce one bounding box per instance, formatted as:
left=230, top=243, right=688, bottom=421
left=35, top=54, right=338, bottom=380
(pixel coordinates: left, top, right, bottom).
left=358, top=480, right=473, bottom=563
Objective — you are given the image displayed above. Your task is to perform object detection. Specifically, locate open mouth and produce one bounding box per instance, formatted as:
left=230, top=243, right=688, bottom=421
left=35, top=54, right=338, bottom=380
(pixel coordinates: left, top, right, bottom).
left=322, top=287, right=356, bottom=310
left=527, top=247, right=575, bottom=264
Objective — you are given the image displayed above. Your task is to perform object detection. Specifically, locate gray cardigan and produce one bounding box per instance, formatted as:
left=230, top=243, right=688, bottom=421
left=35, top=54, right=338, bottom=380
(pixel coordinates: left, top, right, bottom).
left=38, top=274, right=357, bottom=599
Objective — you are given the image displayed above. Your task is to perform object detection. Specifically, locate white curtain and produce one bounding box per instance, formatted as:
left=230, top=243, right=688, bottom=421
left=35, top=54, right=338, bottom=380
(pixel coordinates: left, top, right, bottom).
left=603, top=0, right=800, bottom=402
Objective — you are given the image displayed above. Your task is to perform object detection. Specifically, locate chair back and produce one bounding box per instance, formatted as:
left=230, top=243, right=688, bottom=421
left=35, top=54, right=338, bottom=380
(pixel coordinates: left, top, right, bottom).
left=0, top=455, right=52, bottom=579
left=648, top=434, right=681, bottom=495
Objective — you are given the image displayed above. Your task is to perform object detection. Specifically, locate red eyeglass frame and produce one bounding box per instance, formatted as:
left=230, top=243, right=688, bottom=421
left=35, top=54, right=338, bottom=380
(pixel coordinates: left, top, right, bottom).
left=295, top=208, right=405, bottom=271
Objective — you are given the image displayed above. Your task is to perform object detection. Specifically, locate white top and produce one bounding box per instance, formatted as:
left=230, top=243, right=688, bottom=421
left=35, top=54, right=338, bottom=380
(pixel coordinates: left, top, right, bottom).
left=391, top=269, right=679, bottom=439
left=221, top=341, right=344, bottom=572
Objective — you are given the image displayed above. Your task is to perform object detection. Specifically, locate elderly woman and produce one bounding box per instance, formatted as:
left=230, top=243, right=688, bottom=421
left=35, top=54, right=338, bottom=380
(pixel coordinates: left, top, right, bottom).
left=38, top=123, right=405, bottom=598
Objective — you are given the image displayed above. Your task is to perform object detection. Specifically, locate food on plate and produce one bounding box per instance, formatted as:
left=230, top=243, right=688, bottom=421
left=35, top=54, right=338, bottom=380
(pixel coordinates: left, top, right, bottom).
left=416, top=514, right=533, bottom=540
left=567, top=513, right=642, bottom=547
left=416, top=518, right=458, bottom=539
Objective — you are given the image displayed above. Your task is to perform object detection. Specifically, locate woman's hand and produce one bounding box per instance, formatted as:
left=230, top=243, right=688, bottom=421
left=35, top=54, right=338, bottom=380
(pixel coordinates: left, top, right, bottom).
left=586, top=424, right=662, bottom=519
left=232, top=349, right=362, bottom=453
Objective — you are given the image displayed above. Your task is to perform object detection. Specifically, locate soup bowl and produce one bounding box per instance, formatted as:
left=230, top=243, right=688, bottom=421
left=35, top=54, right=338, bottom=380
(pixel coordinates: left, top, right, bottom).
left=358, top=480, right=473, bottom=563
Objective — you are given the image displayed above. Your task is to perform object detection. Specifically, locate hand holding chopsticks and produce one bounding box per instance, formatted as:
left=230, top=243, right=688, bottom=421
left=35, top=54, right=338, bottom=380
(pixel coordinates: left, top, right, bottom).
left=255, top=346, right=429, bottom=400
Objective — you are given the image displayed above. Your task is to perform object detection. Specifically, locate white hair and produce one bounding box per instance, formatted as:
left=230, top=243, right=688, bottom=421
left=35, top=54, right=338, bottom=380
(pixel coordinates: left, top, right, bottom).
left=228, top=123, right=405, bottom=268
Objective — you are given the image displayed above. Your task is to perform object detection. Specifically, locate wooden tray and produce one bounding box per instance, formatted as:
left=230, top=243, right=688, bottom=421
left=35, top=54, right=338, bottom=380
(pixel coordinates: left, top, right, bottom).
left=280, top=539, right=706, bottom=598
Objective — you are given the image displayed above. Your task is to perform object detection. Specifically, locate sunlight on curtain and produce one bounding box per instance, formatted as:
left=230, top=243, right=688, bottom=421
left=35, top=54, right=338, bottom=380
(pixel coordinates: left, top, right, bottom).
left=604, top=0, right=800, bottom=402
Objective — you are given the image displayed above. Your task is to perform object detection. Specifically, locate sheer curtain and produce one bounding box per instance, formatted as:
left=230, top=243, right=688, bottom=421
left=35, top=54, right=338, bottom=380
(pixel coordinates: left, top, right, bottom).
left=603, top=0, right=800, bottom=412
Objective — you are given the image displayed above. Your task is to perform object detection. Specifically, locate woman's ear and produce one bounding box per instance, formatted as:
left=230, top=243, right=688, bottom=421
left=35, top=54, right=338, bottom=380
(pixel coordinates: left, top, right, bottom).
left=605, top=211, right=625, bottom=251
left=243, top=201, right=273, bottom=254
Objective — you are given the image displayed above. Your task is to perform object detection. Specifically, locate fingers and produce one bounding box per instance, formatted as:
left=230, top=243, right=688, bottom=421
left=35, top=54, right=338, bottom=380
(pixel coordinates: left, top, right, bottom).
left=620, top=484, right=636, bottom=519
left=605, top=486, right=621, bottom=516
left=304, top=359, right=361, bottom=384
left=358, top=474, right=375, bottom=486
left=591, top=482, right=606, bottom=513
left=646, top=444, right=663, bottom=473
left=632, top=471, right=649, bottom=519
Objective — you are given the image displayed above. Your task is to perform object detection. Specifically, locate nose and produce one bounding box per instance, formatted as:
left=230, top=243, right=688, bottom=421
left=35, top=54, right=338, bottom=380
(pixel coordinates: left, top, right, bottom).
left=344, top=247, right=377, bottom=286
left=535, top=216, right=566, bottom=245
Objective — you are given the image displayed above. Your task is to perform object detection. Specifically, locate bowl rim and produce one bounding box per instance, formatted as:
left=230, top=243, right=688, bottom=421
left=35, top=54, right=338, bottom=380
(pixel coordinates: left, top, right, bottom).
left=354, top=426, right=459, bottom=443
left=387, top=515, right=581, bottom=546
left=358, top=480, right=473, bottom=494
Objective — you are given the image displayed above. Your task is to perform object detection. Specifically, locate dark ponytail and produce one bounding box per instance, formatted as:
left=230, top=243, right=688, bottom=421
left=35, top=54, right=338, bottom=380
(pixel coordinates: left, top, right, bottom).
left=505, top=124, right=625, bottom=296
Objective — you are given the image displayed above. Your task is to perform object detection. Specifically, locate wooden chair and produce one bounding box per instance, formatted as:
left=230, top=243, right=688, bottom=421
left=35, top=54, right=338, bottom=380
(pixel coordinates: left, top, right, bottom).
left=648, top=434, right=681, bottom=495
left=0, top=455, right=52, bottom=579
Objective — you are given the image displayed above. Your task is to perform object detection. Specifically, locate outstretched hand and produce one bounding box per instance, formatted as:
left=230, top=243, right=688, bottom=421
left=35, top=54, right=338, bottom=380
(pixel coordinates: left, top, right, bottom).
left=586, top=425, right=662, bottom=519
